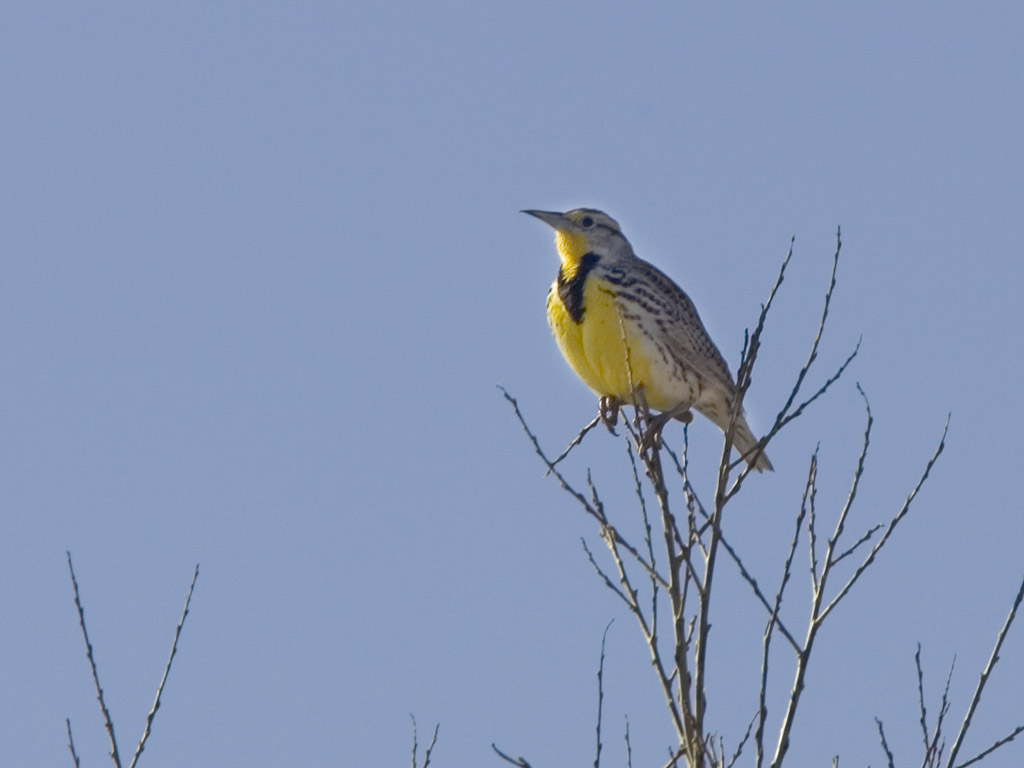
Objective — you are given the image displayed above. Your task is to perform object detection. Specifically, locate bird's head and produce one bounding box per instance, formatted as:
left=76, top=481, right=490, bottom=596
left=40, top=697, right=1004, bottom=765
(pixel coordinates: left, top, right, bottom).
left=522, top=208, right=630, bottom=271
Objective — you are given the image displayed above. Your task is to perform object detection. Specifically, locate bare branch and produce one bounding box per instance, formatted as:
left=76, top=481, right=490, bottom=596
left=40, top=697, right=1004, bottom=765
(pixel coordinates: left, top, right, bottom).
left=727, top=713, right=757, bottom=768
left=773, top=340, right=860, bottom=438
left=67, top=551, right=122, bottom=768
left=954, top=724, right=1024, bottom=768
left=947, top=572, right=1024, bottom=768
left=756, top=621, right=771, bottom=768
left=716, top=532, right=799, bottom=653
left=642, top=440, right=701, bottom=757
left=492, top=743, right=533, bottom=767
left=758, top=464, right=812, bottom=768
left=806, top=449, right=821, bottom=592
left=66, top=719, right=81, bottom=768
left=818, top=415, right=949, bottom=624
left=819, top=385, right=874, bottom=603
left=876, top=718, right=897, bottom=768
left=930, top=657, right=956, bottom=767
left=594, top=620, right=614, bottom=768
left=772, top=408, right=948, bottom=768
left=723, top=236, right=794, bottom=485
left=423, top=724, right=440, bottom=768
left=625, top=440, right=660, bottom=628
left=916, top=644, right=931, bottom=758
left=546, top=415, right=603, bottom=475
left=502, top=387, right=669, bottom=589
left=771, top=228, right=843, bottom=428
left=582, top=538, right=635, bottom=608
left=128, top=564, right=200, bottom=768
left=829, top=521, right=884, bottom=569
left=583, top=535, right=687, bottom=746
left=410, top=715, right=440, bottom=768
left=410, top=715, right=419, bottom=768
left=661, top=747, right=686, bottom=768
left=624, top=716, right=633, bottom=768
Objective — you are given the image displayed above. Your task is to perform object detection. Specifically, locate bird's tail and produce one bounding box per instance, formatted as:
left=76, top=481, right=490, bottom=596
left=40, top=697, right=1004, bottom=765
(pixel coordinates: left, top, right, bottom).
left=731, top=417, right=774, bottom=472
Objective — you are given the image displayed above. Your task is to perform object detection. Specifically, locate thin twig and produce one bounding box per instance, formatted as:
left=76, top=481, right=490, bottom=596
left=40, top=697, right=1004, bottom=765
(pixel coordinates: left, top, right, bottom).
left=876, top=718, right=897, bottom=768
left=643, top=439, right=700, bottom=756
left=806, top=448, right=821, bottom=592
left=772, top=411, right=946, bottom=768
left=67, top=551, right=122, bottom=768
left=716, top=532, right=799, bottom=653
left=954, top=724, right=1024, bottom=768
left=661, top=747, right=686, bottom=768
left=625, top=440, right=660, bottom=634
left=409, top=716, right=438, bottom=768
left=929, top=657, right=956, bottom=767
left=757, top=467, right=811, bottom=768
left=771, top=229, right=843, bottom=428
left=728, top=713, right=757, bottom=768
left=410, top=714, right=419, bottom=768
left=66, top=719, right=81, bottom=768
left=734, top=230, right=854, bottom=499
left=771, top=340, right=860, bottom=439
left=723, top=238, right=792, bottom=494
left=502, top=387, right=669, bottom=590
left=423, top=723, right=439, bottom=768
left=819, top=385, right=874, bottom=601
left=818, top=415, right=949, bottom=625
left=829, top=522, right=884, bottom=568
left=756, top=619, right=772, bottom=768
left=546, top=416, right=603, bottom=475
left=127, top=564, right=200, bottom=768
left=581, top=536, right=686, bottom=745
left=914, top=644, right=954, bottom=768
left=946, top=572, right=1024, bottom=768
left=582, top=538, right=634, bottom=608
left=624, top=716, right=633, bottom=768
left=594, top=620, right=614, bottom=768
left=492, top=743, right=533, bottom=767
left=915, top=644, right=932, bottom=764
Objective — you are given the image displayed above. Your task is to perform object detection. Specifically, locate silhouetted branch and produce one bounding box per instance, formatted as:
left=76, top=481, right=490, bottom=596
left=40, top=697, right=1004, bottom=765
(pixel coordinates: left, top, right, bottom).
left=502, top=387, right=668, bottom=590
left=492, top=743, right=533, bottom=767
left=128, top=564, right=199, bottom=768
left=876, top=718, right=896, bottom=768
left=818, top=414, right=949, bottom=625
left=947, top=573, right=1024, bottom=768
left=410, top=715, right=440, bottom=768
left=594, top=620, right=614, bottom=768
left=915, top=644, right=953, bottom=767
left=771, top=401, right=947, bottom=768
left=66, top=719, right=81, bottom=768
left=67, top=551, right=122, bottom=768
left=954, top=724, right=1024, bottom=768
left=727, top=713, right=757, bottom=768
left=66, top=556, right=199, bottom=768
left=547, top=415, right=603, bottom=475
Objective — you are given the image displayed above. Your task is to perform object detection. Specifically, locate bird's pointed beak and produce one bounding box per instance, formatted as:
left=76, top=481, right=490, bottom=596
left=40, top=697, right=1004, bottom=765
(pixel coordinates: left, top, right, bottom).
left=521, top=209, right=576, bottom=232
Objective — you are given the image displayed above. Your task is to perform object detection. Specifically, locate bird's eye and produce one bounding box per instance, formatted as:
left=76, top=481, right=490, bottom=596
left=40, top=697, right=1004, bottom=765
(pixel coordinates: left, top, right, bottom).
left=581, top=216, right=594, bottom=228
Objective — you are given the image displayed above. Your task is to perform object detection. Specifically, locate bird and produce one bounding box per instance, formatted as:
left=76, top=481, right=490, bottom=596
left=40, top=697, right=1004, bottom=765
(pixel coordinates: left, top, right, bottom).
left=523, top=207, right=773, bottom=472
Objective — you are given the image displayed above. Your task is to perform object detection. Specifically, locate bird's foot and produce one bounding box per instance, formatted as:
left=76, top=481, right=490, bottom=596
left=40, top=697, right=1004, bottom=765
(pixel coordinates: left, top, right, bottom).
left=598, top=396, right=622, bottom=434
left=639, top=404, right=693, bottom=453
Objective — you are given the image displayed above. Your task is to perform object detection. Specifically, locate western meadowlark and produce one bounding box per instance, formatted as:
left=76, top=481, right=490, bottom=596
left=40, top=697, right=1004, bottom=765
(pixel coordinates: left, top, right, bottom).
left=524, top=208, right=773, bottom=472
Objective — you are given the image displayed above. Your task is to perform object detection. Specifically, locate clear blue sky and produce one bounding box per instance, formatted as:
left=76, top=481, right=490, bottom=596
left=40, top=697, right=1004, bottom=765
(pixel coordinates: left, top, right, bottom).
left=3, top=3, right=1023, bottom=766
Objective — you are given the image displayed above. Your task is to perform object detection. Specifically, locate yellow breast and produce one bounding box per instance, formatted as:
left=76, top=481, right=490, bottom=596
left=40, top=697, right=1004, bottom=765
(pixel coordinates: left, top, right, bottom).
left=547, top=274, right=670, bottom=408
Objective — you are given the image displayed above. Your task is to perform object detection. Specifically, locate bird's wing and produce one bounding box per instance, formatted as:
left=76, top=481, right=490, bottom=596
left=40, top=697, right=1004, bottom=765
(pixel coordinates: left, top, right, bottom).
left=629, top=258, right=738, bottom=394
